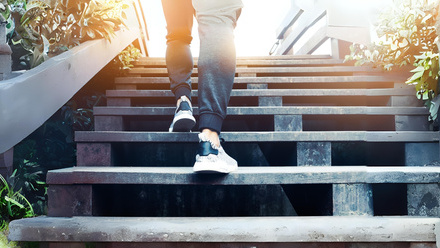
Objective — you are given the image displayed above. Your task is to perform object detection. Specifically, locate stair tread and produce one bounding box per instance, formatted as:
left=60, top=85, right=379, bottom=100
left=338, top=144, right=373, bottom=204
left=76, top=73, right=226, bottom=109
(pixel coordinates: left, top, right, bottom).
left=46, top=166, right=440, bottom=185
left=141, top=55, right=334, bottom=61
left=9, top=216, right=438, bottom=243
left=74, top=131, right=439, bottom=143
left=115, top=76, right=391, bottom=85
left=135, top=58, right=345, bottom=67
left=128, top=66, right=375, bottom=75
left=93, top=106, right=428, bottom=116
left=106, top=88, right=414, bottom=97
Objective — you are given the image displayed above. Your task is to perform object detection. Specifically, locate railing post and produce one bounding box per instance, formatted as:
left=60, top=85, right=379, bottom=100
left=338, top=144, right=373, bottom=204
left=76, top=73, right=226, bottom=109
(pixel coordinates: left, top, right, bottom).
left=0, top=22, right=12, bottom=80
left=0, top=148, right=13, bottom=179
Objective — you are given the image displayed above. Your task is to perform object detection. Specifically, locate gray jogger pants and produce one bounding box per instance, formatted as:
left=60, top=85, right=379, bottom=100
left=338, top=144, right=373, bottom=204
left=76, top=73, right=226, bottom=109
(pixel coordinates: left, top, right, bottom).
left=161, top=0, right=243, bottom=134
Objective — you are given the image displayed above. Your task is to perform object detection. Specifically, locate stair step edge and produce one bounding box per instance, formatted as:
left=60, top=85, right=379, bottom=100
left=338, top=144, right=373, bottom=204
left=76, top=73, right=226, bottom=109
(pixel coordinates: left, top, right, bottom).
left=114, top=75, right=392, bottom=84
left=105, top=89, right=414, bottom=98
left=9, top=216, right=439, bottom=243
left=46, top=166, right=440, bottom=185
left=74, top=131, right=440, bottom=143
left=93, top=106, right=429, bottom=116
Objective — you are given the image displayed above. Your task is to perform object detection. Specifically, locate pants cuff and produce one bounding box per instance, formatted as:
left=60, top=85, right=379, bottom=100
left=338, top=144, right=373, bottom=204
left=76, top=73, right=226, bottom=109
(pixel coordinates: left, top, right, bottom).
left=174, top=86, right=192, bottom=102
left=199, top=113, right=224, bottom=134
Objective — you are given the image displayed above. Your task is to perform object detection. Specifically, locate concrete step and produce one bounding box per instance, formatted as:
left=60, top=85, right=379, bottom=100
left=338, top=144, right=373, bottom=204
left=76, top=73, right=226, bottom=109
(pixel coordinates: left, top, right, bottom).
left=105, top=88, right=414, bottom=98
left=135, top=57, right=345, bottom=67
left=93, top=106, right=428, bottom=116
left=9, top=216, right=439, bottom=244
left=114, top=76, right=393, bottom=89
left=127, top=66, right=374, bottom=76
left=142, top=55, right=334, bottom=61
left=74, top=131, right=439, bottom=143
left=46, top=166, right=440, bottom=185
left=92, top=106, right=429, bottom=132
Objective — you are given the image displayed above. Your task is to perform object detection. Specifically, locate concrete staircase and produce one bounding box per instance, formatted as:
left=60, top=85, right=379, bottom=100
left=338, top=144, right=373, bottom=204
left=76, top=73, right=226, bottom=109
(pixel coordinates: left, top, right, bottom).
left=9, top=55, right=440, bottom=247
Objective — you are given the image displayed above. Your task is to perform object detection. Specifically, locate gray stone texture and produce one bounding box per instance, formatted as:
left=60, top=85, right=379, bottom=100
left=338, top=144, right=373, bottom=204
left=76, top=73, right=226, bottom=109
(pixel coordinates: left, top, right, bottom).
left=76, top=143, right=113, bottom=166
left=259, top=96, right=282, bottom=106
left=9, top=216, right=438, bottom=243
left=333, top=184, right=374, bottom=216
left=274, top=115, right=302, bottom=131
left=47, top=185, right=92, bottom=217
left=94, top=116, right=125, bottom=131
left=297, top=142, right=331, bottom=166
left=406, top=143, right=440, bottom=216
left=395, top=116, right=430, bottom=131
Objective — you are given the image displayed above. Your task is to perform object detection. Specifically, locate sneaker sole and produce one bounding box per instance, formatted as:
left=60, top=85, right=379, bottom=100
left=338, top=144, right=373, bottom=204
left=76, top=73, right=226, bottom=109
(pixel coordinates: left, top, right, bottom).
left=193, top=162, right=237, bottom=174
left=169, top=114, right=196, bottom=132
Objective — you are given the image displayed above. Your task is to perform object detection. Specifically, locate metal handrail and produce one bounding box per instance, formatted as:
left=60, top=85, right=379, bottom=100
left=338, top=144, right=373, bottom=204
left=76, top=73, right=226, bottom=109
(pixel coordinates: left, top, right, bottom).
left=273, top=0, right=374, bottom=56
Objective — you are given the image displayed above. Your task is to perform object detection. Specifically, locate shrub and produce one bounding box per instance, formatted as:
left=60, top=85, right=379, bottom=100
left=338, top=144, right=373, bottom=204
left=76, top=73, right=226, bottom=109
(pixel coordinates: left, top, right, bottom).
left=346, top=0, right=440, bottom=122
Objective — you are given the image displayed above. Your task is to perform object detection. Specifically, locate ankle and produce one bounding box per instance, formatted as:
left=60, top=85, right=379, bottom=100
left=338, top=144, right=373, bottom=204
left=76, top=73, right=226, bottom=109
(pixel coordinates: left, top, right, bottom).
left=176, top=95, right=191, bottom=108
left=200, top=129, right=220, bottom=148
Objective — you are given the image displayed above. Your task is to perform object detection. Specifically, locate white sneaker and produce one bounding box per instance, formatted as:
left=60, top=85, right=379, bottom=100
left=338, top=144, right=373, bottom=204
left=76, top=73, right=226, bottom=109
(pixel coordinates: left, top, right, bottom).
left=169, top=95, right=196, bottom=132
left=193, top=133, right=238, bottom=173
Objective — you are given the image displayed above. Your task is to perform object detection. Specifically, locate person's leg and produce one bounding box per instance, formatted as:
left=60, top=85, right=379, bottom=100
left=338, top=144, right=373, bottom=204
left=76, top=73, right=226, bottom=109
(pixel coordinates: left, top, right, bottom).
left=161, top=0, right=196, bottom=132
left=193, top=0, right=243, bottom=142
left=192, top=0, right=243, bottom=173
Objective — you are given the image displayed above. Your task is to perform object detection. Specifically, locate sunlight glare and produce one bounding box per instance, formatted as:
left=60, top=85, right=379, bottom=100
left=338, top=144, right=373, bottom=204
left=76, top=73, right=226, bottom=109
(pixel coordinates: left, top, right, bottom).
left=141, top=0, right=291, bottom=57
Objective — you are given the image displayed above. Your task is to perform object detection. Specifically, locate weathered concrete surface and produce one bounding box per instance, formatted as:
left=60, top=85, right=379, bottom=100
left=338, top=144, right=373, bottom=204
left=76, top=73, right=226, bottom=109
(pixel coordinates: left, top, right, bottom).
left=114, top=75, right=392, bottom=86
left=46, top=166, right=440, bottom=185
left=275, top=115, right=302, bottom=131
left=333, top=184, right=373, bottom=216
left=297, top=142, right=331, bottom=166
left=93, top=106, right=429, bottom=116
left=405, top=143, right=439, bottom=167
left=127, top=65, right=374, bottom=76
left=395, top=116, right=430, bottom=131
left=259, top=96, right=283, bottom=106
left=9, top=216, right=439, bottom=243
left=76, top=143, right=112, bottom=166
left=47, top=185, right=92, bottom=217
left=406, top=143, right=440, bottom=217
left=74, top=131, right=440, bottom=143
left=47, top=242, right=437, bottom=248
left=105, top=88, right=415, bottom=98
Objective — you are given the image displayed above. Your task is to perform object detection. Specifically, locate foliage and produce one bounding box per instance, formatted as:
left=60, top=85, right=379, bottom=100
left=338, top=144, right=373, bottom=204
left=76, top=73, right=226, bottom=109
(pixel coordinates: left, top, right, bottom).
left=9, top=159, right=47, bottom=215
left=346, top=1, right=439, bottom=69
left=20, top=0, right=129, bottom=57
left=0, top=174, right=34, bottom=229
left=0, top=225, right=20, bottom=248
left=10, top=87, right=105, bottom=218
left=0, top=0, right=130, bottom=68
left=406, top=51, right=439, bottom=98
left=345, top=0, right=440, bottom=122
left=113, top=44, right=141, bottom=73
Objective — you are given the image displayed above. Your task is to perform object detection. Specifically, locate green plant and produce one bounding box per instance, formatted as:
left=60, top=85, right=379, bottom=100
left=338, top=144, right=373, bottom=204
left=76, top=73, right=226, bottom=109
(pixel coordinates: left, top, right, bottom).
left=113, top=44, right=141, bottom=73
left=0, top=0, right=130, bottom=68
left=345, top=0, right=440, bottom=122
left=406, top=51, right=439, bottom=98
left=21, top=0, right=129, bottom=57
left=0, top=225, right=20, bottom=248
left=346, top=1, right=439, bottom=69
left=0, top=174, right=34, bottom=229
left=9, top=159, right=47, bottom=216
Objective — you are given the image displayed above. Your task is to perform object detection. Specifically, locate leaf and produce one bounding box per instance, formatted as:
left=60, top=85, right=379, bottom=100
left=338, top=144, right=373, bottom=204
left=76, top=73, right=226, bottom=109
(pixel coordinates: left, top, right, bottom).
left=86, top=28, right=95, bottom=38
left=409, top=70, right=424, bottom=81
